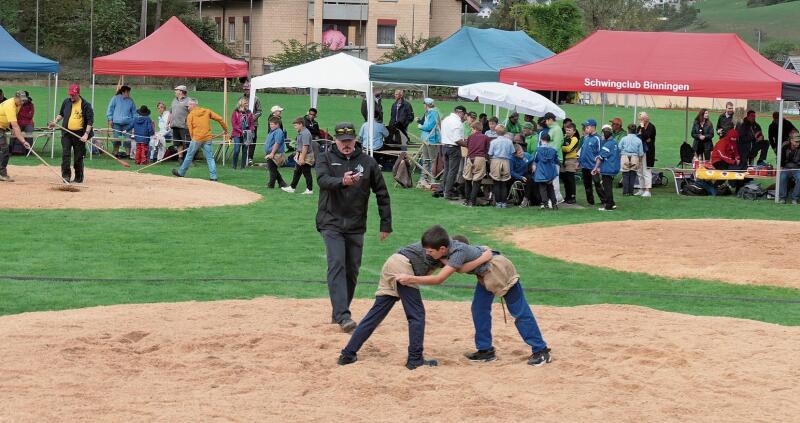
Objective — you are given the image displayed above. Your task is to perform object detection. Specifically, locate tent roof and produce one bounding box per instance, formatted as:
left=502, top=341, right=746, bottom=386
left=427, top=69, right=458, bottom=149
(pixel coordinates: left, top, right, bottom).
left=92, top=16, right=248, bottom=78
left=250, top=53, right=372, bottom=93
left=499, top=30, right=800, bottom=101
left=369, top=27, right=554, bottom=86
left=0, top=25, right=59, bottom=73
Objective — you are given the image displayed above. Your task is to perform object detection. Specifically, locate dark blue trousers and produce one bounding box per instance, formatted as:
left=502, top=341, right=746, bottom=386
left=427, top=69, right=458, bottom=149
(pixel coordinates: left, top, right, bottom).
left=342, top=284, right=426, bottom=363
left=471, top=281, right=547, bottom=353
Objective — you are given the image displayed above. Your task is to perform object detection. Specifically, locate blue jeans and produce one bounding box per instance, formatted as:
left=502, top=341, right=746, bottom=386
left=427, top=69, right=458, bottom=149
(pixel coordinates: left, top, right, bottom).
left=178, top=141, right=217, bottom=180
left=779, top=169, right=800, bottom=200
left=231, top=136, right=247, bottom=169
left=471, top=280, right=547, bottom=353
left=112, top=123, right=131, bottom=151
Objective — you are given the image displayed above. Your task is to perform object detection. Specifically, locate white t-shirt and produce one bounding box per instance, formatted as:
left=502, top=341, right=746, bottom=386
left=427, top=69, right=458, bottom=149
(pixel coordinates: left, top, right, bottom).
left=440, top=113, right=464, bottom=146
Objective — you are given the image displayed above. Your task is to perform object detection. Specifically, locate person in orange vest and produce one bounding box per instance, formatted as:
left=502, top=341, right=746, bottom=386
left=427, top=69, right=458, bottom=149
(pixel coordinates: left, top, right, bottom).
left=171, top=98, right=228, bottom=181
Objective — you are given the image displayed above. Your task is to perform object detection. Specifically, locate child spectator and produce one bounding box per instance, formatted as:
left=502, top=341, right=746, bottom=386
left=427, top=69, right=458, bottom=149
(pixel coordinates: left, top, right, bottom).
left=593, top=126, right=621, bottom=211
left=395, top=225, right=552, bottom=367
left=533, top=133, right=559, bottom=210
left=488, top=125, right=514, bottom=208
left=338, top=241, right=492, bottom=369
left=579, top=119, right=606, bottom=206
left=458, top=121, right=492, bottom=207
left=560, top=122, right=580, bottom=204
left=231, top=98, right=256, bottom=169
left=485, top=117, right=499, bottom=138
left=264, top=117, right=288, bottom=189
left=149, top=101, right=170, bottom=162
left=282, top=117, right=315, bottom=195
left=130, top=105, right=154, bottom=165
left=510, top=143, right=535, bottom=207
left=618, top=124, right=644, bottom=196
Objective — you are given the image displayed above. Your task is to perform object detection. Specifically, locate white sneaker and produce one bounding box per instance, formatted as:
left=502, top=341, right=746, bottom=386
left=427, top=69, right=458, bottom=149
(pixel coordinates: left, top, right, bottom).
left=281, top=187, right=295, bottom=193
left=641, top=191, right=652, bottom=197
left=302, top=189, right=313, bottom=195
left=634, top=190, right=643, bottom=196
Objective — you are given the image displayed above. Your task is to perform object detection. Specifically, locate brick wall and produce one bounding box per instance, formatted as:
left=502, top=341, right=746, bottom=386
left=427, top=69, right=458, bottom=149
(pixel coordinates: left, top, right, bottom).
left=429, top=0, right=463, bottom=40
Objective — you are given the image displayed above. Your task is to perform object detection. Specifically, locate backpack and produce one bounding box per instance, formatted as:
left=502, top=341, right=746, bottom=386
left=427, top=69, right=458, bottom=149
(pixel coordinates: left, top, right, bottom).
left=392, top=152, right=413, bottom=188
left=679, top=142, right=694, bottom=165
left=737, top=182, right=767, bottom=200
left=681, top=180, right=713, bottom=196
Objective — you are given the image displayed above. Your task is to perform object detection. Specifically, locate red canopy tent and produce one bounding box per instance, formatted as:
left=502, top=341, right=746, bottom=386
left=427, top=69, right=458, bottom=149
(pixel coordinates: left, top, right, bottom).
left=499, top=30, right=800, bottom=100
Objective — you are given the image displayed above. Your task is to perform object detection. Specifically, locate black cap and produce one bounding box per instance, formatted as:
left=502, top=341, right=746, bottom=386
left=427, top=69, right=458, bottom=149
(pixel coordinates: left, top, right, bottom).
left=334, top=122, right=356, bottom=141
left=454, top=105, right=467, bottom=113
left=138, top=105, right=150, bottom=116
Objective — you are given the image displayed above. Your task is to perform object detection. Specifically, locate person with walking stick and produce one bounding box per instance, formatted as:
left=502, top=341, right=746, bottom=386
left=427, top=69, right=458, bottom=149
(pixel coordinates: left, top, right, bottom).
left=0, top=91, right=32, bottom=182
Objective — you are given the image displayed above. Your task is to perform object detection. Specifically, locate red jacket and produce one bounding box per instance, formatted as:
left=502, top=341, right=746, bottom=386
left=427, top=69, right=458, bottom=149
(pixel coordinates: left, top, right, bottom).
left=711, top=129, right=740, bottom=165
left=231, top=109, right=255, bottom=138
left=17, top=101, right=34, bottom=127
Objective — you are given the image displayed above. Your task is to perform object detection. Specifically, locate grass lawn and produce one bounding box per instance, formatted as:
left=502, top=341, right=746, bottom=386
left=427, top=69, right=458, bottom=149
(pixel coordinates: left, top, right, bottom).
left=682, top=0, right=800, bottom=47
left=1, top=86, right=798, bottom=325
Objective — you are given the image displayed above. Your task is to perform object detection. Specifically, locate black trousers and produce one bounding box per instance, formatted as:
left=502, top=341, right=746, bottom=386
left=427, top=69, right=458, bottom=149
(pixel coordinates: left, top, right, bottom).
left=392, top=123, right=409, bottom=151
left=581, top=168, right=605, bottom=205
left=171, top=127, right=190, bottom=148
left=525, top=176, right=542, bottom=205
left=693, top=140, right=713, bottom=161
left=290, top=163, right=313, bottom=191
left=492, top=179, right=509, bottom=204
left=0, top=131, right=10, bottom=176
left=466, top=180, right=482, bottom=204
left=266, top=159, right=287, bottom=188
left=601, top=175, right=615, bottom=209
left=560, top=171, right=576, bottom=201
left=61, top=131, right=86, bottom=182
left=537, top=181, right=556, bottom=207
left=437, top=145, right=462, bottom=196
left=341, top=284, right=426, bottom=363
left=321, top=230, right=364, bottom=324
left=622, top=170, right=637, bottom=195
left=246, top=126, right=259, bottom=164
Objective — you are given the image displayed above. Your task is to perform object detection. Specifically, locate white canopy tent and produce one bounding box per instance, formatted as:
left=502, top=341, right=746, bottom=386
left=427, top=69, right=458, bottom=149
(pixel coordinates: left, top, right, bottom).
left=248, top=53, right=380, bottom=154
left=458, top=82, right=566, bottom=120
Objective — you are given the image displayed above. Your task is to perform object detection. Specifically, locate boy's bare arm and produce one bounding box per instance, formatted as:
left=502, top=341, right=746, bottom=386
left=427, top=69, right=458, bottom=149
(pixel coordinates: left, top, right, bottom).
left=396, top=266, right=458, bottom=286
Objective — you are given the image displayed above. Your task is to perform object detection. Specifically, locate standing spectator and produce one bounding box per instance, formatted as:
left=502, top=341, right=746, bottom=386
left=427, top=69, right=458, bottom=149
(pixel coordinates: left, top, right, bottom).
left=578, top=119, right=605, bottom=205
left=150, top=101, right=170, bottom=162
left=106, top=85, right=136, bottom=158
left=711, top=129, right=740, bottom=170
left=479, top=113, right=489, bottom=133
left=303, top=107, right=321, bottom=139
left=49, top=84, right=93, bottom=183
left=361, top=91, right=383, bottom=123
left=691, top=109, right=715, bottom=161
left=520, top=122, right=535, bottom=150
left=636, top=112, right=656, bottom=197
left=388, top=90, right=414, bottom=149
left=504, top=112, right=522, bottom=136
left=0, top=91, right=32, bottom=182
left=533, top=133, right=559, bottom=210
left=316, top=122, right=392, bottom=332
left=485, top=117, right=499, bottom=138
left=282, top=117, right=315, bottom=194
left=231, top=98, right=255, bottom=170
left=169, top=85, right=190, bottom=161
left=619, top=124, right=644, bottom=196
left=434, top=105, right=466, bottom=199
left=239, top=81, right=263, bottom=166
left=593, top=126, right=620, bottom=211
left=264, top=117, right=288, bottom=189
left=488, top=124, right=514, bottom=208
left=459, top=121, right=491, bottom=207
left=270, top=105, right=285, bottom=131
left=418, top=98, right=440, bottom=183
left=716, top=101, right=735, bottom=138
left=171, top=98, right=228, bottom=181
left=778, top=130, right=800, bottom=204
left=130, top=105, right=154, bottom=165
left=358, top=119, right=389, bottom=152
left=767, top=112, right=797, bottom=164
left=560, top=122, right=580, bottom=204
left=14, top=90, right=34, bottom=154
left=609, top=117, right=625, bottom=141
left=542, top=113, right=564, bottom=204
left=735, top=110, right=763, bottom=166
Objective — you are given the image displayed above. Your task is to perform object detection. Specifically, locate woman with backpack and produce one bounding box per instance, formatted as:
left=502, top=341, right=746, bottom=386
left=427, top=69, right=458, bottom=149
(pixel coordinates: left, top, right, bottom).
left=691, top=109, right=715, bottom=161
left=231, top=98, right=255, bottom=169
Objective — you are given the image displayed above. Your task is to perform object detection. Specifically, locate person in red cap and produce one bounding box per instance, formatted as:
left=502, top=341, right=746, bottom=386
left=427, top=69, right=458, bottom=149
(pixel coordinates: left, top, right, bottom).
left=48, top=84, right=94, bottom=183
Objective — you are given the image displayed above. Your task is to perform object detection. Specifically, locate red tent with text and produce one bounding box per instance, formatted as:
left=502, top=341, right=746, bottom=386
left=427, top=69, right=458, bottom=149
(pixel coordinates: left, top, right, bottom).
left=499, top=30, right=800, bottom=101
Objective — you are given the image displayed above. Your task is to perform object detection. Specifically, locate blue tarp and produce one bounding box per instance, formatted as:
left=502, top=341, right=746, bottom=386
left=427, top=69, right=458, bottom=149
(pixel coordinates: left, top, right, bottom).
left=369, top=27, right=553, bottom=86
left=0, top=25, right=59, bottom=73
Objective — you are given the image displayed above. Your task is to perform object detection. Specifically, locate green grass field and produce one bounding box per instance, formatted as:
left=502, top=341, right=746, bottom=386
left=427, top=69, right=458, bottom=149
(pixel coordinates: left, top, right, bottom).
left=1, top=85, right=798, bottom=326
left=682, top=0, right=800, bottom=46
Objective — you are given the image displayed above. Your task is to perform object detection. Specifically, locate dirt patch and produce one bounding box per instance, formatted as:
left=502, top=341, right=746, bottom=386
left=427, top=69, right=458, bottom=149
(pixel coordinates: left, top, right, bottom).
left=505, top=219, right=800, bottom=289
left=1, top=297, right=798, bottom=422
left=1, top=165, right=260, bottom=209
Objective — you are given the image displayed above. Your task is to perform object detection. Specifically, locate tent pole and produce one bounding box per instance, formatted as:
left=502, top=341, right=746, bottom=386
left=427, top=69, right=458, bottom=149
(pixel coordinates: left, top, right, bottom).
left=91, top=74, right=96, bottom=160
left=47, top=74, right=52, bottom=129
left=601, top=93, right=605, bottom=123
left=775, top=99, right=784, bottom=204
left=367, top=82, right=374, bottom=156
left=52, top=73, right=58, bottom=158
left=684, top=97, right=690, bottom=143
left=223, top=77, right=228, bottom=166
left=633, top=94, right=638, bottom=123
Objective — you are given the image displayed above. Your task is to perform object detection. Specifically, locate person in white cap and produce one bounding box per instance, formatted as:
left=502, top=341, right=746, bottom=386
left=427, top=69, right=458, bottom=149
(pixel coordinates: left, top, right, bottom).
left=270, top=105, right=284, bottom=129
left=169, top=84, right=190, bottom=160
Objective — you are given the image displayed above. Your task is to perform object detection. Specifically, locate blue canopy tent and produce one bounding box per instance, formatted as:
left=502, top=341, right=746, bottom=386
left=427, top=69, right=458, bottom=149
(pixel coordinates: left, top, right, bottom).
left=0, top=25, right=60, bottom=156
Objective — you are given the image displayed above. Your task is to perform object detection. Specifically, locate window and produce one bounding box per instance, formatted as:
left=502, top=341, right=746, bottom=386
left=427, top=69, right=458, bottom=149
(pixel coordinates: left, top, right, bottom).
left=243, top=16, right=251, bottom=55
left=228, top=17, right=236, bottom=43
left=376, top=19, right=396, bottom=47
left=214, top=17, right=222, bottom=41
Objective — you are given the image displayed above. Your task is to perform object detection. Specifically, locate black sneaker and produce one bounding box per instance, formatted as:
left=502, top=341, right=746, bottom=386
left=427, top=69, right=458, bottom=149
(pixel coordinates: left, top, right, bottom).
left=406, top=358, right=438, bottom=370
left=527, top=348, right=552, bottom=367
left=464, top=348, right=496, bottom=362
left=171, top=169, right=183, bottom=177
left=339, top=319, right=357, bottom=333
left=337, top=353, right=357, bottom=366
left=210, top=178, right=218, bottom=182
left=432, top=191, right=443, bottom=198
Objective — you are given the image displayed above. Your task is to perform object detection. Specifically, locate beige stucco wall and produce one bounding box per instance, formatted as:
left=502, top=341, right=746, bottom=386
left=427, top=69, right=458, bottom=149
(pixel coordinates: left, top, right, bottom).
left=586, top=93, right=748, bottom=111
left=430, top=0, right=463, bottom=40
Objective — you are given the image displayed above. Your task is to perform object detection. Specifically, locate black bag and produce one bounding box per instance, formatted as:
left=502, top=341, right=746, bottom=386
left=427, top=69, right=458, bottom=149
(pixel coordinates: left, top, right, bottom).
left=680, top=142, right=694, bottom=165
left=681, top=180, right=709, bottom=196
left=737, top=182, right=767, bottom=200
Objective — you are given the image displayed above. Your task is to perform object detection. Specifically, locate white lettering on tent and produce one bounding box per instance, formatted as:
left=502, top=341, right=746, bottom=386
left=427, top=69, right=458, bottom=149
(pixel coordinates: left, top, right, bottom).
left=584, top=78, right=689, bottom=93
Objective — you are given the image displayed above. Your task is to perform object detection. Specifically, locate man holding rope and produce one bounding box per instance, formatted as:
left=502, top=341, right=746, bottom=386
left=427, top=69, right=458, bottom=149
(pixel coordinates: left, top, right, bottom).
left=48, top=84, right=94, bottom=184
left=171, top=98, right=228, bottom=181
left=0, top=91, right=32, bottom=182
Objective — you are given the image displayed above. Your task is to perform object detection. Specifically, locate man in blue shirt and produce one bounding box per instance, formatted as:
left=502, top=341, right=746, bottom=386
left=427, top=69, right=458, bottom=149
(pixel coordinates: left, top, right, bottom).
left=358, top=120, right=390, bottom=152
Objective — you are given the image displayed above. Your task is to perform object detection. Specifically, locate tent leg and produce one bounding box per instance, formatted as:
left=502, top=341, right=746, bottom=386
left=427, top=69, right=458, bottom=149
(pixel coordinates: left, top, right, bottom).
left=47, top=74, right=52, bottom=130
left=52, top=73, right=58, bottom=159
left=367, top=82, right=374, bottom=156
left=601, top=93, right=605, bottom=124
left=223, top=77, right=228, bottom=166
left=684, top=97, right=690, bottom=143
left=633, top=94, right=638, bottom=123
left=775, top=99, right=784, bottom=204
left=91, top=74, right=96, bottom=160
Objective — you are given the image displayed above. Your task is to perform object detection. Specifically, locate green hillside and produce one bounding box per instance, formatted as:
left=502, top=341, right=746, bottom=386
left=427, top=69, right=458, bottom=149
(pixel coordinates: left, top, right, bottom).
left=682, top=0, right=800, bottom=47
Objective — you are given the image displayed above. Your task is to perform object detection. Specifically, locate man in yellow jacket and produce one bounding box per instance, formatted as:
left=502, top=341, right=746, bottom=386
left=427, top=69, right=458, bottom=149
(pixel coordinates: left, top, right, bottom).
left=172, top=98, right=229, bottom=181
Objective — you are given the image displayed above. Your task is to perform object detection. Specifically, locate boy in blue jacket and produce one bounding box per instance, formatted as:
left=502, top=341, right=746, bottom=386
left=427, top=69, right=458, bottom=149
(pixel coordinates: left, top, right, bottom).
left=592, top=126, right=621, bottom=211
left=130, top=105, right=154, bottom=165
left=579, top=119, right=606, bottom=206
left=533, top=133, right=559, bottom=210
